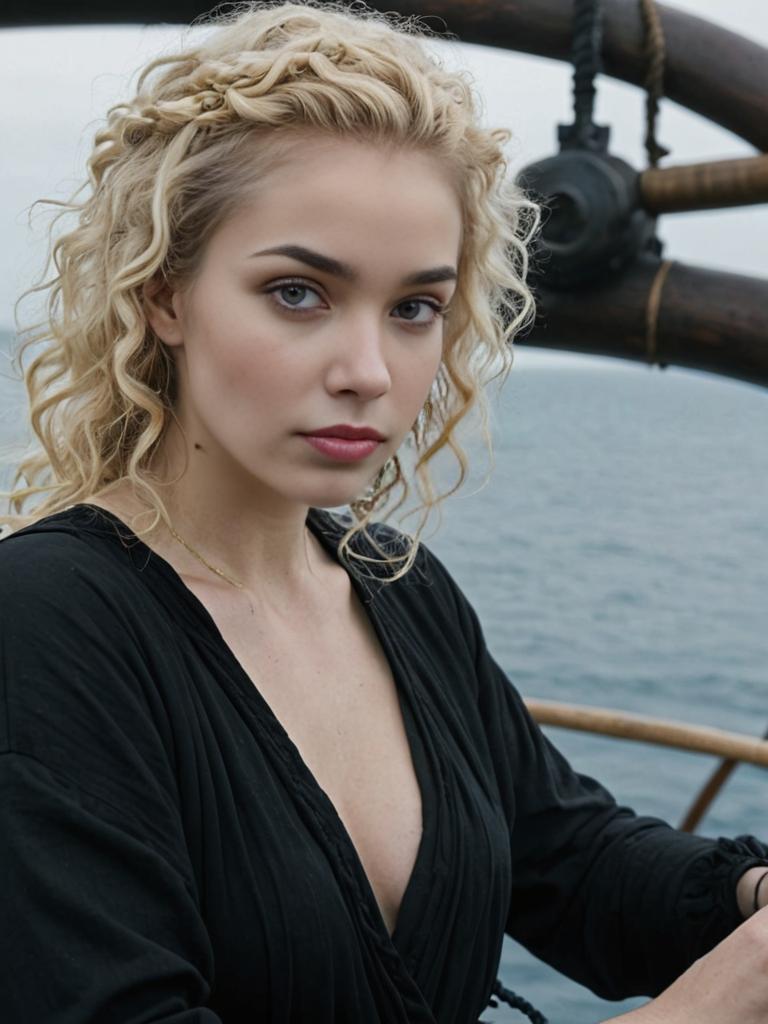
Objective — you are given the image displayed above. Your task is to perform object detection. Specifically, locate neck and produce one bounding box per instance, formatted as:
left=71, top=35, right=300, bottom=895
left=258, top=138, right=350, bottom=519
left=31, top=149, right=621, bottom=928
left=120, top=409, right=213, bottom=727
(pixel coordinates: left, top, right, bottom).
left=113, top=429, right=332, bottom=599
left=161, top=494, right=318, bottom=596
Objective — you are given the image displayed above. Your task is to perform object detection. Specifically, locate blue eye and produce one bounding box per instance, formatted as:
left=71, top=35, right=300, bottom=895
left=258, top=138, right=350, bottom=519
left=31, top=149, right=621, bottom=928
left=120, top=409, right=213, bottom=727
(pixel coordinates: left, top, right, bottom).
left=392, top=299, right=445, bottom=325
left=264, top=280, right=446, bottom=324
left=266, top=281, right=324, bottom=312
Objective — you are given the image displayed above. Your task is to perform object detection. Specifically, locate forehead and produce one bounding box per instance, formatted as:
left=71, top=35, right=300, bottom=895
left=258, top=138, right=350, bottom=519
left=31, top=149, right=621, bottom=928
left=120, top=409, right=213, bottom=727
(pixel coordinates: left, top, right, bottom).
left=204, top=135, right=463, bottom=274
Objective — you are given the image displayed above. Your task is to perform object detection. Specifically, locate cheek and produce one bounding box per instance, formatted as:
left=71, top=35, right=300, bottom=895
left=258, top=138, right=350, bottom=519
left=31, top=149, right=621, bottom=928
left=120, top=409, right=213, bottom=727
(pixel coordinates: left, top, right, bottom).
left=191, top=310, right=291, bottom=396
left=398, top=339, right=443, bottom=408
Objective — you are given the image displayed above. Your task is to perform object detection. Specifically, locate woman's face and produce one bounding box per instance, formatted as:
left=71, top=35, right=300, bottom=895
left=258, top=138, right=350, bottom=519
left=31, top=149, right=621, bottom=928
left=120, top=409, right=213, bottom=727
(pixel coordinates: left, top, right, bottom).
left=149, top=135, right=462, bottom=511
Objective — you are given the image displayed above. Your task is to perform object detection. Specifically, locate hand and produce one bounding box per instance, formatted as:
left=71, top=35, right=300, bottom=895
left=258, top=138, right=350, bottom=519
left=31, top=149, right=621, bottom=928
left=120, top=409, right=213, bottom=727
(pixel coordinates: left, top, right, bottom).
left=597, top=905, right=768, bottom=1024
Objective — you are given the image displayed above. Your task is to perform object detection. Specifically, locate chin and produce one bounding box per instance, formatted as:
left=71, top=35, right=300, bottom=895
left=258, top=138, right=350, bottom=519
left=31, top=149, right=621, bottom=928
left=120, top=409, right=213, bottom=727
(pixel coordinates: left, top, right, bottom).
left=302, top=486, right=370, bottom=511
left=258, top=458, right=392, bottom=513
left=283, top=474, right=379, bottom=513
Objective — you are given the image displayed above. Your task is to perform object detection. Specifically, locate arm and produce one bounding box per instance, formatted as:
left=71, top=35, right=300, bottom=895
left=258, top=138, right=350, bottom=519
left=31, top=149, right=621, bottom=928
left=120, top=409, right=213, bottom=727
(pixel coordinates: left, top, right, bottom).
left=423, top=547, right=768, bottom=999
left=0, top=753, right=221, bottom=1024
left=483, top=655, right=768, bottom=997
left=598, top=902, right=768, bottom=1024
left=601, top=873, right=768, bottom=1024
left=0, top=533, right=220, bottom=1023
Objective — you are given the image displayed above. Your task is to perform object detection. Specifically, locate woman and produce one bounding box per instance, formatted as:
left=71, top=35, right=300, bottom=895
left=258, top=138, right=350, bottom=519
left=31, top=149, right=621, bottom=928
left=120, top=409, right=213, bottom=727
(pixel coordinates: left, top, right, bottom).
left=1, top=3, right=766, bottom=1022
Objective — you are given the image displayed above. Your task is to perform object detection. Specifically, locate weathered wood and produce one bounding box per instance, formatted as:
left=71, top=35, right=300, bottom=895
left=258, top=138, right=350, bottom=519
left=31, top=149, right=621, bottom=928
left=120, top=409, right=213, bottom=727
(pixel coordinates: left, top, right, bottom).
left=525, top=698, right=768, bottom=768
left=640, top=155, right=768, bottom=213
left=523, top=255, right=768, bottom=388
left=5, top=2, right=767, bottom=384
left=4, top=1, right=768, bottom=151
left=679, top=759, right=738, bottom=832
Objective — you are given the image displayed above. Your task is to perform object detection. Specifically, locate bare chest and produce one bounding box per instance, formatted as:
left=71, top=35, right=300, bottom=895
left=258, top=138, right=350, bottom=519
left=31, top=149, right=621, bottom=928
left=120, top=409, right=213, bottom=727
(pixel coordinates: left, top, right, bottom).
left=189, top=581, right=424, bottom=938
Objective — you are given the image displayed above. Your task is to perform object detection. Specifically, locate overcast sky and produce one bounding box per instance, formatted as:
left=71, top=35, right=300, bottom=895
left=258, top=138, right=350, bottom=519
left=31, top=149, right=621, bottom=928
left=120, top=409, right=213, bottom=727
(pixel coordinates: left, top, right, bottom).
left=1, top=0, right=766, bottom=370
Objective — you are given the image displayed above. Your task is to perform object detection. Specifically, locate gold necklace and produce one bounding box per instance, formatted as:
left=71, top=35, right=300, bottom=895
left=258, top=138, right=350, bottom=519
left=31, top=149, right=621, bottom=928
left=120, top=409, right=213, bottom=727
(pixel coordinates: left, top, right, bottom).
left=166, top=522, right=255, bottom=615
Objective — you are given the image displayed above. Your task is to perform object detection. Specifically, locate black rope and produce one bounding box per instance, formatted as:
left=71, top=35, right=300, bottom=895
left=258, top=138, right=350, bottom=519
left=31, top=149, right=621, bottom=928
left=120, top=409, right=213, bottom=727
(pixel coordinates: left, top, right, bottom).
left=559, top=0, right=608, bottom=151
left=485, top=977, right=549, bottom=1024
left=572, top=0, right=602, bottom=141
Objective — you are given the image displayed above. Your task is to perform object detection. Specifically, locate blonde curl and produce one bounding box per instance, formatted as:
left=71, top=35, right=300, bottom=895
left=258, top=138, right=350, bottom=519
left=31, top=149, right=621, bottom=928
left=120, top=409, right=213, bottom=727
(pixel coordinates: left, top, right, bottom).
left=1, top=0, right=539, bottom=580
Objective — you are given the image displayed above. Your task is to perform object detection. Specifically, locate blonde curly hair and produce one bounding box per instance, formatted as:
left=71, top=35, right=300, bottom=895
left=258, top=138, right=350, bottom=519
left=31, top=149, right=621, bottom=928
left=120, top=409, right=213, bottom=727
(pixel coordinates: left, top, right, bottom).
left=1, top=0, right=538, bottom=578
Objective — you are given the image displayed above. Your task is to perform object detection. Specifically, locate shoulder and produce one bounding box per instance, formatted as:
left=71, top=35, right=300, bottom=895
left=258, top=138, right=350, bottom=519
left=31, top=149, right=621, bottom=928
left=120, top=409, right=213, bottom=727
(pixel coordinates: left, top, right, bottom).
left=374, top=520, right=478, bottom=627
left=0, top=508, right=145, bottom=623
left=1, top=508, right=105, bottom=570
left=312, top=508, right=464, bottom=596
left=0, top=509, right=177, bottom=764
left=317, top=509, right=483, bottom=663
left=0, top=507, right=175, bottom=667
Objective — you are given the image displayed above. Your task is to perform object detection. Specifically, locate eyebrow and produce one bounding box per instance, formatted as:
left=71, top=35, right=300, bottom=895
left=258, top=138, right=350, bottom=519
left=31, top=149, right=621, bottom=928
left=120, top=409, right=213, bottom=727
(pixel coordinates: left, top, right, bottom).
left=248, top=244, right=457, bottom=287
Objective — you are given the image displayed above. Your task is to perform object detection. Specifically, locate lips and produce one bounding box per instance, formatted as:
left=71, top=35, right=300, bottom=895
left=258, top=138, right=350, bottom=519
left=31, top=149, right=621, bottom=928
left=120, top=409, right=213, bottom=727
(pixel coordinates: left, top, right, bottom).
left=300, top=424, right=386, bottom=463
left=303, top=424, right=386, bottom=442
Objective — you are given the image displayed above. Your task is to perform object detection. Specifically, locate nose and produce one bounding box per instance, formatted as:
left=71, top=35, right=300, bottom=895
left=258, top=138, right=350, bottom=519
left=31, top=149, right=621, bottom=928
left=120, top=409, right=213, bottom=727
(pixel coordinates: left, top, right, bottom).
left=324, top=318, right=392, bottom=401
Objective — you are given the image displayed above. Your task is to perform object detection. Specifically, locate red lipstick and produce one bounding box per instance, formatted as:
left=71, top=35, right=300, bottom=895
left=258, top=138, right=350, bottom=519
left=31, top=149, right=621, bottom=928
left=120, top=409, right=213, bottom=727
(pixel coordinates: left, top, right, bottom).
left=300, top=424, right=385, bottom=462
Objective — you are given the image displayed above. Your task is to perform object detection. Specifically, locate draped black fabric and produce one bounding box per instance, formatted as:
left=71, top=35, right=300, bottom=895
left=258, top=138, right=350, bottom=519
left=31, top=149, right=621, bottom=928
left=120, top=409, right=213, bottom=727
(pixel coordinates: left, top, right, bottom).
left=0, top=503, right=765, bottom=1024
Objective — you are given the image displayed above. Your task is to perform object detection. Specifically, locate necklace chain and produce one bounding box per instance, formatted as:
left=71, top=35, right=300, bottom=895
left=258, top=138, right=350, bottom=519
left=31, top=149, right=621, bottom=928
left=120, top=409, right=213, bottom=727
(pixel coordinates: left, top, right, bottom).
left=166, top=523, right=246, bottom=591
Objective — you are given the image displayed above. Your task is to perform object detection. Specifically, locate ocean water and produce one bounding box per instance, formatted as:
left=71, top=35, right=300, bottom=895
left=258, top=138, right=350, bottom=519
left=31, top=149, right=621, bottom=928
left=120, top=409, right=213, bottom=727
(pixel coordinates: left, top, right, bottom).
left=1, top=334, right=766, bottom=1023
left=424, top=360, right=768, bottom=1022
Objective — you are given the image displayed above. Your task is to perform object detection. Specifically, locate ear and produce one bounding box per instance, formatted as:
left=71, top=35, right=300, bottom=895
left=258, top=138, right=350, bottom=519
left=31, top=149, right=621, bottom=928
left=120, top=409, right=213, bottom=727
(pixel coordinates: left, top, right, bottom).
left=143, top=275, right=185, bottom=347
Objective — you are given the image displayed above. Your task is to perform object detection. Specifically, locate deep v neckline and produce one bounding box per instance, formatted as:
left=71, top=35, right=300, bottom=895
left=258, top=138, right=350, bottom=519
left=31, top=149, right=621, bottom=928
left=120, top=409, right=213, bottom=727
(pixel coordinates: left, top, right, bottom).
left=301, top=512, right=437, bottom=950
left=70, top=503, right=435, bottom=951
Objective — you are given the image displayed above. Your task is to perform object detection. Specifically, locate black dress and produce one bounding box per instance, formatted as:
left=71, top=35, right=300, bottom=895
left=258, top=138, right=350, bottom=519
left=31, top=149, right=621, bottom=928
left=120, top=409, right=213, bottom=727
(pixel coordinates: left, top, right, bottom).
left=0, top=504, right=765, bottom=1024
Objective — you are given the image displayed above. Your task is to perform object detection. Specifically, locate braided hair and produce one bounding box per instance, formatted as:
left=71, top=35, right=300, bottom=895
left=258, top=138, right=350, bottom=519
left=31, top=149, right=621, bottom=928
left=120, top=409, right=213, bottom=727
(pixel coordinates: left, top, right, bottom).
left=4, top=1, right=538, bottom=576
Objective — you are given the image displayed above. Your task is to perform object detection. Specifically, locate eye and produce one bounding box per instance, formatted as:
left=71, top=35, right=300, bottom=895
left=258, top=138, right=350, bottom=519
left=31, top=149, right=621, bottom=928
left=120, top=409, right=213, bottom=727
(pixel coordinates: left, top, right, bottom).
left=265, top=279, right=325, bottom=313
left=392, top=298, right=446, bottom=327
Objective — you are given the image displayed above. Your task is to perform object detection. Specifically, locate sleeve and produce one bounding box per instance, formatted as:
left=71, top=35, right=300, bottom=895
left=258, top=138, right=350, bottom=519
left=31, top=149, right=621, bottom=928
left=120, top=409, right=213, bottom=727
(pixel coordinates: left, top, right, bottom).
left=0, top=532, right=222, bottom=1023
left=425, top=548, right=768, bottom=1000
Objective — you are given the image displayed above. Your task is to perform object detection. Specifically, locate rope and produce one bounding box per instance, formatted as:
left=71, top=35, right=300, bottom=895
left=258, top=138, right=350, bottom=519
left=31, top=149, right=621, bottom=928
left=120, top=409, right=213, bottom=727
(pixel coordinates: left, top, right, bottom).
left=639, top=0, right=671, bottom=166
left=569, top=0, right=603, bottom=148
left=485, top=977, right=549, bottom=1024
left=645, top=258, right=673, bottom=366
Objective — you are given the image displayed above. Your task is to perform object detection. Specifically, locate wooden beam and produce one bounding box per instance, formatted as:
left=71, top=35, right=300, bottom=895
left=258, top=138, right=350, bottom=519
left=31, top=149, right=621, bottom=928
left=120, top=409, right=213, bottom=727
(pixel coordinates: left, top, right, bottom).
left=4, top=1, right=767, bottom=150
left=522, top=256, right=768, bottom=388
left=525, top=698, right=768, bottom=768
left=640, top=155, right=768, bottom=213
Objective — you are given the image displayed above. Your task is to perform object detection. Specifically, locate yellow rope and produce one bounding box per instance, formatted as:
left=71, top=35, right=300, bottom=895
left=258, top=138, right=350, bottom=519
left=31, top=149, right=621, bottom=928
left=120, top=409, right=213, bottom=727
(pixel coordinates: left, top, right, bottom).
left=639, top=0, right=671, bottom=166
left=645, top=258, right=674, bottom=366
